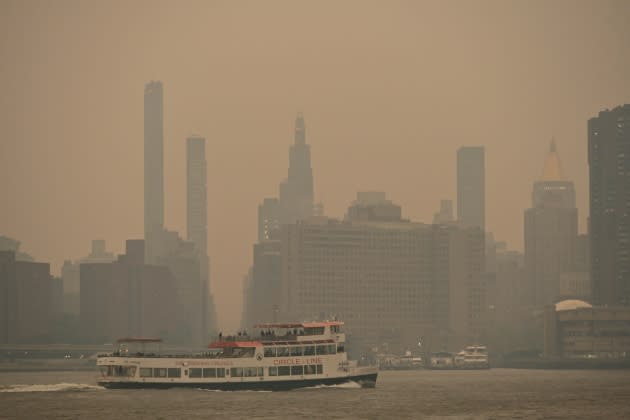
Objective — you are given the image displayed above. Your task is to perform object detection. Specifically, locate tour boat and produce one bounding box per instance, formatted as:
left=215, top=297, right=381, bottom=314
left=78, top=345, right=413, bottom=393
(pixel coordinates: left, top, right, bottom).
left=97, top=321, right=378, bottom=390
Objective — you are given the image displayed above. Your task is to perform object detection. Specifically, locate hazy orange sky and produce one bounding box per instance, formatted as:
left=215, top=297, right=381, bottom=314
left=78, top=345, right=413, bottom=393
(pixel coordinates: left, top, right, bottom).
left=1, top=0, right=629, bottom=330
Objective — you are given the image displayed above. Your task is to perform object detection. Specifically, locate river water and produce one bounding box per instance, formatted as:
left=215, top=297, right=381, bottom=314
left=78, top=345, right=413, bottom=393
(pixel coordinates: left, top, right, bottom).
left=1, top=369, right=629, bottom=419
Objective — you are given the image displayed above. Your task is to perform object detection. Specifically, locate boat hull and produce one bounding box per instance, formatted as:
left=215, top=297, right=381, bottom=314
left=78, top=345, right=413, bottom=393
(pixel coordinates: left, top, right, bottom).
left=98, top=372, right=377, bottom=391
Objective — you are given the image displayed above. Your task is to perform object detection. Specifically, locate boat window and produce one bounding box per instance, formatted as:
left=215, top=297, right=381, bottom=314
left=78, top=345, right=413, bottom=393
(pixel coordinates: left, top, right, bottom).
left=154, top=368, right=167, bottom=378
left=277, top=347, right=290, bottom=357
left=290, top=346, right=303, bottom=356
left=189, top=368, right=202, bottom=378
left=257, top=367, right=263, bottom=376
left=304, top=327, right=325, bottom=335
left=316, top=345, right=328, bottom=355
left=203, top=368, right=216, bottom=378
left=291, top=365, right=303, bottom=376
left=304, top=365, right=316, bottom=375
left=264, top=347, right=276, bottom=357
left=244, top=367, right=258, bottom=377
left=217, top=368, right=226, bottom=377
left=337, top=344, right=345, bottom=353
left=303, top=346, right=315, bottom=356
left=168, top=368, right=181, bottom=378
left=278, top=366, right=290, bottom=376
left=231, top=367, right=243, bottom=377
left=268, top=366, right=278, bottom=376
left=139, top=368, right=153, bottom=378
left=327, top=344, right=336, bottom=354
left=316, top=364, right=323, bottom=374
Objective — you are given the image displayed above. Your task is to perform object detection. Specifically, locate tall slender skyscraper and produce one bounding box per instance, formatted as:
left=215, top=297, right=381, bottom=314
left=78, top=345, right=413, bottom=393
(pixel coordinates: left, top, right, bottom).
left=589, top=104, right=630, bottom=306
left=524, top=140, right=577, bottom=306
left=186, top=135, right=210, bottom=338
left=279, top=113, right=314, bottom=224
left=186, top=136, right=207, bottom=257
left=144, top=81, right=164, bottom=262
left=457, top=146, right=485, bottom=231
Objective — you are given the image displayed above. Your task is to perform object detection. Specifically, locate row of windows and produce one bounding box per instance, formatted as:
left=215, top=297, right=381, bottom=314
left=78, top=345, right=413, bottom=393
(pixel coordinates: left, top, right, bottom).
left=263, top=344, right=337, bottom=357
left=139, top=368, right=181, bottom=378
left=189, top=368, right=226, bottom=378
left=269, top=365, right=323, bottom=376
left=139, top=365, right=324, bottom=378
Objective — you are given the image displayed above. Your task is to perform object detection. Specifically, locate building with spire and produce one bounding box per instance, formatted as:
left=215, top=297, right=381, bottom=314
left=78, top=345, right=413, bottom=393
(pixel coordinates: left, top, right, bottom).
left=589, top=104, right=630, bottom=306
left=524, top=140, right=578, bottom=306
left=279, top=113, right=314, bottom=225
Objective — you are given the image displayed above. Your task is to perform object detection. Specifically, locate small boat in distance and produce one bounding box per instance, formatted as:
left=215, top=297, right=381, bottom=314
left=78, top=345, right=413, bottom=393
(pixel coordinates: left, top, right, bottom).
left=429, top=345, right=489, bottom=370
left=97, top=321, right=378, bottom=390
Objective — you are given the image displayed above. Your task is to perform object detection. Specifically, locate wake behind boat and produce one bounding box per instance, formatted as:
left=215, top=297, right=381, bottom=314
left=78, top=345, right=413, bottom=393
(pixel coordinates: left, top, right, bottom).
left=97, top=321, right=377, bottom=391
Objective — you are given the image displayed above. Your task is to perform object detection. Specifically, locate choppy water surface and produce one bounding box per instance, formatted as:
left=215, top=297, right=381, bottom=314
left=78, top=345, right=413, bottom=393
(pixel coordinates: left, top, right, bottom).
left=1, top=369, right=629, bottom=419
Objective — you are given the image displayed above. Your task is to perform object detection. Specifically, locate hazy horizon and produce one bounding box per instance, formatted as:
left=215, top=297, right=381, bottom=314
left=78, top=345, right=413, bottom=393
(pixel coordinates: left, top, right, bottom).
left=2, top=0, right=630, bottom=330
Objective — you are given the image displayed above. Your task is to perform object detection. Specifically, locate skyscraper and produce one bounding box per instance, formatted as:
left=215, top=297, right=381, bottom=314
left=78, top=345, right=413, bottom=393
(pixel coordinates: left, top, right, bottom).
left=186, top=135, right=214, bottom=340
left=589, top=104, right=630, bottom=306
left=524, top=140, right=577, bottom=306
left=457, top=146, right=485, bottom=231
left=279, top=113, right=314, bottom=224
left=258, top=197, right=280, bottom=242
left=144, top=81, right=164, bottom=263
left=187, top=136, right=207, bottom=258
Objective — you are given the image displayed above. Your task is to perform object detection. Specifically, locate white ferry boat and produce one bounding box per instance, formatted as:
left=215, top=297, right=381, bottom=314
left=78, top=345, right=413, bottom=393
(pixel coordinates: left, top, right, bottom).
left=454, top=345, right=489, bottom=369
left=97, top=321, right=378, bottom=390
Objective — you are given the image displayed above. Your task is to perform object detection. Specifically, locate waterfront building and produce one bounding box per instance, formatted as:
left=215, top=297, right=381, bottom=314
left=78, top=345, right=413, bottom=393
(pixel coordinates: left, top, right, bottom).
left=279, top=197, right=486, bottom=353
left=0, top=251, right=53, bottom=344
left=544, top=300, right=630, bottom=358
left=79, top=240, right=177, bottom=343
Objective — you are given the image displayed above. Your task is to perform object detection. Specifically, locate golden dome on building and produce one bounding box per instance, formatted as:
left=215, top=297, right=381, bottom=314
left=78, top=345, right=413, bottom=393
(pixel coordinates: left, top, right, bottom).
left=554, top=299, right=592, bottom=312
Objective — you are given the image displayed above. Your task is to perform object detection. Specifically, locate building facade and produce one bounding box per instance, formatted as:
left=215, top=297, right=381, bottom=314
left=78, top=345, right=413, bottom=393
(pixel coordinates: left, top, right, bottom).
left=279, top=212, right=486, bottom=354
left=279, top=113, right=314, bottom=225
left=144, top=81, right=165, bottom=264
left=0, top=251, right=53, bottom=344
left=588, top=104, right=630, bottom=306
left=524, top=141, right=578, bottom=306
left=457, top=146, right=485, bottom=231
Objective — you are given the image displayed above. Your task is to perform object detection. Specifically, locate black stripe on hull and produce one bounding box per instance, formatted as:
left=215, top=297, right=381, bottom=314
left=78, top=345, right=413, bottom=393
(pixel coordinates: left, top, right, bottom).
left=98, top=373, right=377, bottom=391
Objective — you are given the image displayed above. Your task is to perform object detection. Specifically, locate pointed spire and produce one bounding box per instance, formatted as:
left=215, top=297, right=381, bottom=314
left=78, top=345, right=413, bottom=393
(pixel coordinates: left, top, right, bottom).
left=541, top=138, right=565, bottom=181
left=294, top=112, right=306, bottom=145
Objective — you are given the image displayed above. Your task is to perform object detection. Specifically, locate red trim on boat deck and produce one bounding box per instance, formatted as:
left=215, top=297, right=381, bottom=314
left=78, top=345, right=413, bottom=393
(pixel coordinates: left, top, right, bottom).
left=208, top=341, right=261, bottom=348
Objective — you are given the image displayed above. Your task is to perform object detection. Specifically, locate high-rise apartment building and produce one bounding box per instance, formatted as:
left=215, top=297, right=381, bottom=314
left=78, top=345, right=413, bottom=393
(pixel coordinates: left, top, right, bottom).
left=525, top=141, right=578, bottom=306
left=589, top=104, right=630, bottom=306
left=144, top=81, right=164, bottom=263
left=457, top=146, right=485, bottom=231
left=279, top=113, right=314, bottom=224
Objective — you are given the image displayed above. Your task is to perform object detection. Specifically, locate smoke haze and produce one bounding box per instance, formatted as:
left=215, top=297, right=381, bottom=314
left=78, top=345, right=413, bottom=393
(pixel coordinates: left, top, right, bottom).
left=1, top=0, right=630, bottom=330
